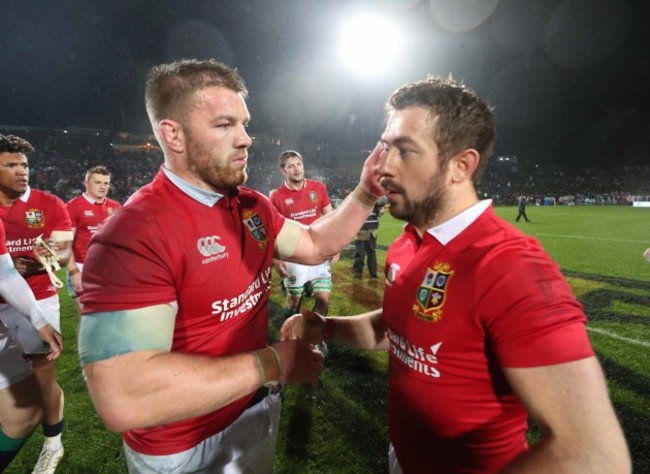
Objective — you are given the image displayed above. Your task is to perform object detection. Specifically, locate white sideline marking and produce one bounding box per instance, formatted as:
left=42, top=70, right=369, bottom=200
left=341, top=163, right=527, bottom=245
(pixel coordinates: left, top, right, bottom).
left=535, top=233, right=650, bottom=244
left=587, top=327, right=650, bottom=348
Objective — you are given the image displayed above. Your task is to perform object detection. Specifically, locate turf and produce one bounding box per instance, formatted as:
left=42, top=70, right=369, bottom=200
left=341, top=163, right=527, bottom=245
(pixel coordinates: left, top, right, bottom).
left=6, top=205, right=650, bottom=473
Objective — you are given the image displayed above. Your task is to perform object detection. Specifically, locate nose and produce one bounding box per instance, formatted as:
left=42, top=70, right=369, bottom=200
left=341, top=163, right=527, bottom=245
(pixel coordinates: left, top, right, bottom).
left=236, top=125, right=253, bottom=149
left=378, top=148, right=396, bottom=178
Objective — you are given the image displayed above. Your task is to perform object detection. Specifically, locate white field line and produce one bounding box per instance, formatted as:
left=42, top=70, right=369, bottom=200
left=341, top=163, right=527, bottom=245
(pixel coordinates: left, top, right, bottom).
left=587, top=327, right=650, bottom=348
left=534, top=233, right=650, bottom=244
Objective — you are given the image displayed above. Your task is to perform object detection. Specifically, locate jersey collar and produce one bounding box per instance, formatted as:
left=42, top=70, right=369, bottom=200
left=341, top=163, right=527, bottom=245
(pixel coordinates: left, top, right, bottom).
left=161, top=166, right=224, bottom=207
left=82, top=193, right=105, bottom=205
left=17, top=186, right=31, bottom=203
left=424, top=199, right=492, bottom=245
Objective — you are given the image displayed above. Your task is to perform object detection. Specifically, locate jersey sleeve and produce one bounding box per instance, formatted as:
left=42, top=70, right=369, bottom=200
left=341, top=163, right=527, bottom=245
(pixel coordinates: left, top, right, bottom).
left=80, top=207, right=178, bottom=313
left=66, top=199, right=80, bottom=228
left=476, top=237, right=594, bottom=368
left=52, top=196, right=73, bottom=233
left=319, top=182, right=331, bottom=209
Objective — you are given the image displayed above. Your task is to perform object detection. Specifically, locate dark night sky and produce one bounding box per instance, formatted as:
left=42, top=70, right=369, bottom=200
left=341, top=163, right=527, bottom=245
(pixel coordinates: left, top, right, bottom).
left=1, top=0, right=649, bottom=168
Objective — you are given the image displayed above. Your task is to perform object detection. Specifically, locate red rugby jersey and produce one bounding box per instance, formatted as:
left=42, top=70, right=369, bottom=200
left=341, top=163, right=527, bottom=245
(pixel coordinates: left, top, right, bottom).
left=66, top=194, right=121, bottom=264
left=269, top=179, right=331, bottom=224
left=81, top=169, right=286, bottom=455
left=383, top=205, right=593, bottom=474
left=0, top=187, right=72, bottom=300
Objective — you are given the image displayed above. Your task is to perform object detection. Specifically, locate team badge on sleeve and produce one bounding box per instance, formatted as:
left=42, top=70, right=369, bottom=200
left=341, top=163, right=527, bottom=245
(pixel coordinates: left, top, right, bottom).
left=25, top=209, right=45, bottom=229
left=413, top=262, right=453, bottom=322
left=242, top=209, right=268, bottom=249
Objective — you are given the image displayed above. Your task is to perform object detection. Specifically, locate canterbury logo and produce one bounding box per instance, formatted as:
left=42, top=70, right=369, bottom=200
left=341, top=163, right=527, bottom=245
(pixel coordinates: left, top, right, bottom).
left=197, top=235, right=226, bottom=257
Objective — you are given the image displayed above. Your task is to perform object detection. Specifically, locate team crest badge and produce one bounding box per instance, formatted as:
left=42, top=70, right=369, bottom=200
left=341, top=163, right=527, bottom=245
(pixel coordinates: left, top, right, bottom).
left=25, top=209, right=45, bottom=229
left=242, top=209, right=268, bottom=249
left=412, top=262, right=453, bottom=322
left=309, top=191, right=318, bottom=203
left=107, top=208, right=114, bottom=215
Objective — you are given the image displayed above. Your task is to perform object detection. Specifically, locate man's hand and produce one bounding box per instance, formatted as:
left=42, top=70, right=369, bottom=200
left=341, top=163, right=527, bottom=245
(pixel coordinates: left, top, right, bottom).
left=15, top=256, right=43, bottom=277
left=272, top=259, right=291, bottom=278
left=280, top=309, right=327, bottom=346
left=359, top=142, right=385, bottom=198
left=37, top=324, right=63, bottom=361
left=271, top=338, right=325, bottom=386
left=71, top=271, right=83, bottom=292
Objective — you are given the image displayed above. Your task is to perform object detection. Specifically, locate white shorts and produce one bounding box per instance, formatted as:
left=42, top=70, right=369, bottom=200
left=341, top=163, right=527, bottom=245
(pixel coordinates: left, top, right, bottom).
left=0, top=322, right=33, bottom=390
left=0, top=294, right=60, bottom=355
left=124, top=389, right=282, bottom=473
left=283, top=261, right=332, bottom=296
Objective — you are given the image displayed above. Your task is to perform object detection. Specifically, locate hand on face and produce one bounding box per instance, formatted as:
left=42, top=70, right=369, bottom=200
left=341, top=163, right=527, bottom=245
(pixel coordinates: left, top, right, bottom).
left=359, top=142, right=386, bottom=198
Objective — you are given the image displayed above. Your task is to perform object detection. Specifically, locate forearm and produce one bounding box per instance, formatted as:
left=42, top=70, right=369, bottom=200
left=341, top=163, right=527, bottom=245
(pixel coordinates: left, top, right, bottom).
left=292, top=187, right=378, bottom=264
left=0, top=254, right=47, bottom=328
left=502, top=435, right=630, bottom=473
left=327, top=309, right=388, bottom=351
left=83, top=349, right=264, bottom=432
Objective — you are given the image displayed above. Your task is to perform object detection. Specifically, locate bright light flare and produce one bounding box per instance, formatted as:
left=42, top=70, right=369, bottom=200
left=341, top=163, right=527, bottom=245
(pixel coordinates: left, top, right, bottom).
left=337, top=14, right=402, bottom=77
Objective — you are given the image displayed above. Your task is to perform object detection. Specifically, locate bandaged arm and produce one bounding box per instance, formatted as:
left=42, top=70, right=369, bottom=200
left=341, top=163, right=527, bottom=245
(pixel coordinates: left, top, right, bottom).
left=0, top=252, right=48, bottom=329
left=79, top=304, right=270, bottom=432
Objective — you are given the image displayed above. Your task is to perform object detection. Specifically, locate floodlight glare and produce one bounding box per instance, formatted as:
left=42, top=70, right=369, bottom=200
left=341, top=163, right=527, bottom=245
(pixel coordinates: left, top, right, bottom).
left=338, top=14, right=402, bottom=76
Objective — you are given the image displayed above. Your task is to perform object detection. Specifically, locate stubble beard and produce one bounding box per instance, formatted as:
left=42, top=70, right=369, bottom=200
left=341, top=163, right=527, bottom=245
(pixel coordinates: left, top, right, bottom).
left=186, top=136, right=247, bottom=194
left=385, top=172, right=449, bottom=229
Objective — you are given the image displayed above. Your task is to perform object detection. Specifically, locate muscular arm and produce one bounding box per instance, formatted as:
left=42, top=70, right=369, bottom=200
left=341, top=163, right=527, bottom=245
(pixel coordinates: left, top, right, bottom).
left=501, top=357, right=630, bottom=473
left=80, top=304, right=323, bottom=432
left=281, top=309, right=389, bottom=351
left=276, top=143, right=384, bottom=264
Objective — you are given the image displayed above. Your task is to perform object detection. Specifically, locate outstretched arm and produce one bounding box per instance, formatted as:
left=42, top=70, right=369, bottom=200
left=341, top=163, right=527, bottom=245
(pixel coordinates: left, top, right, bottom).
left=275, top=143, right=384, bottom=265
left=501, top=357, right=630, bottom=473
left=80, top=305, right=325, bottom=432
left=281, top=309, right=389, bottom=351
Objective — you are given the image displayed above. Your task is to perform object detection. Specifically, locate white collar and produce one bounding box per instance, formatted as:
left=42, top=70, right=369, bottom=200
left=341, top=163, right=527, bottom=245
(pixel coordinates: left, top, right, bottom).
left=426, top=199, right=492, bottom=245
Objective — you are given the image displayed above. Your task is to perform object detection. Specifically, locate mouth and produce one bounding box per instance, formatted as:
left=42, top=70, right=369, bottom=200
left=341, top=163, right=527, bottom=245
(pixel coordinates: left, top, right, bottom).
left=232, top=156, right=248, bottom=167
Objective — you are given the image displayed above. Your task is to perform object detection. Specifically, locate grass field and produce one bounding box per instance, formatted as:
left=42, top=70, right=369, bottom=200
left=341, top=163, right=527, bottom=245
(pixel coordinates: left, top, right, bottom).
left=6, top=205, right=650, bottom=473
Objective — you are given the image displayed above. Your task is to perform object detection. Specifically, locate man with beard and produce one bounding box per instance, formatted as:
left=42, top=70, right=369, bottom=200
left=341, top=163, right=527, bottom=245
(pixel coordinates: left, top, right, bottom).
left=77, top=59, right=384, bottom=473
left=270, top=150, right=338, bottom=319
left=281, top=76, right=630, bottom=473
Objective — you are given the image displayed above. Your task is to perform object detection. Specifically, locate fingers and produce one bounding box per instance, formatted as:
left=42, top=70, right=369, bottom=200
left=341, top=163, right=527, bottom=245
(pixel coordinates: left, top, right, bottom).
left=279, top=315, right=303, bottom=341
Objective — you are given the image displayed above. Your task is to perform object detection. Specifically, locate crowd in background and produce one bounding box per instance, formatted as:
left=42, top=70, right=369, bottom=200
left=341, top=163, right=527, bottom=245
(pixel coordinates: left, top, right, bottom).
left=2, top=126, right=649, bottom=206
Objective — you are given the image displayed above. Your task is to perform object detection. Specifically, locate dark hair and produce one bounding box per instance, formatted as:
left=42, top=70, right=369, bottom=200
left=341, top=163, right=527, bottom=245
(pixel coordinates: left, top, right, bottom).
left=0, top=134, right=35, bottom=154
left=387, top=75, right=495, bottom=184
left=145, top=59, right=248, bottom=127
left=278, top=150, right=303, bottom=169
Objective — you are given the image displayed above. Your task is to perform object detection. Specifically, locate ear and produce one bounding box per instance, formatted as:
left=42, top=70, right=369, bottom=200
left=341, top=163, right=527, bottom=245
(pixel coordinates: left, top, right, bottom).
left=450, top=149, right=479, bottom=184
left=158, top=119, right=185, bottom=154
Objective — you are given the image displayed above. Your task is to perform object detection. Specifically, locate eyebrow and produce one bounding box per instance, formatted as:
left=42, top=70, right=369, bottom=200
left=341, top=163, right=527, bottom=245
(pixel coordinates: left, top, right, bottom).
left=381, top=136, right=418, bottom=147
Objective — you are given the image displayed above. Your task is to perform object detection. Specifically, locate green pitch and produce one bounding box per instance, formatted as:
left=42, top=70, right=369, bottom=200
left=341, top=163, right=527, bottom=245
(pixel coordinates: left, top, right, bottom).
left=7, top=205, right=650, bottom=473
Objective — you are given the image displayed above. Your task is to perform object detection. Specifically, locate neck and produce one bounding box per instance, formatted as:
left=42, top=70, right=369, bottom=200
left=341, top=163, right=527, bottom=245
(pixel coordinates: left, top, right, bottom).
left=86, top=193, right=105, bottom=203
left=287, top=178, right=304, bottom=191
left=0, top=190, right=22, bottom=207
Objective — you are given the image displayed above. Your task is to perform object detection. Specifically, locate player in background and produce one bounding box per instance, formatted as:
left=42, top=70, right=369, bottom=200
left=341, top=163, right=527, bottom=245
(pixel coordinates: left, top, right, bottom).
left=0, top=218, right=63, bottom=472
left=270, top=150, right=339, bottom=319
left=0, top=134, right=72, bottom=474
left=65, top=166, right=121, bottom=314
